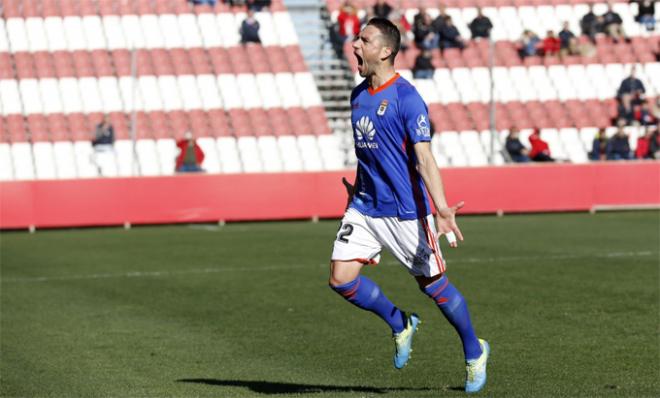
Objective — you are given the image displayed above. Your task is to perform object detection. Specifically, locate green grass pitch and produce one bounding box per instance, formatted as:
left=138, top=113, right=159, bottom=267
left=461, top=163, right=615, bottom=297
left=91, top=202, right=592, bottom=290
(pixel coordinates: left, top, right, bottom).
left=1, top=211, right=658, bottom=397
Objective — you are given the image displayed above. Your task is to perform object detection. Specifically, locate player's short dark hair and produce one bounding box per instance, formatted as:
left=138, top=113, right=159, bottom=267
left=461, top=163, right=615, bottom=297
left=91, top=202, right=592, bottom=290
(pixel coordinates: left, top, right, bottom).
left=366, top=17, right=400, bottom=64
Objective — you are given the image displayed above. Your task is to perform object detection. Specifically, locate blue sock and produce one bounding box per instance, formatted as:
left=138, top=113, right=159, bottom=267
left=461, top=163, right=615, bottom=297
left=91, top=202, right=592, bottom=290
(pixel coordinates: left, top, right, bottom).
left=423, top=275, right=482, bottom=361
left=331, top=276, right=406, bottom=334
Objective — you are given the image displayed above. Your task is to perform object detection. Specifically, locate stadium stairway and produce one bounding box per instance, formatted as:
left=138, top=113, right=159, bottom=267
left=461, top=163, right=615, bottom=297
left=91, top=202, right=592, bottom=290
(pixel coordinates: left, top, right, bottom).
left=284, top=0, right=356, bottom=141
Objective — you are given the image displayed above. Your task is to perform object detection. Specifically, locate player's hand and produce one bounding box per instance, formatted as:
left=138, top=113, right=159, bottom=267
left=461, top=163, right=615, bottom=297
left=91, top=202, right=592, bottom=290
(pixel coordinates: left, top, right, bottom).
left=435, top=201, right=465, bottom=248
left=342, top=177, right=355, bottom=209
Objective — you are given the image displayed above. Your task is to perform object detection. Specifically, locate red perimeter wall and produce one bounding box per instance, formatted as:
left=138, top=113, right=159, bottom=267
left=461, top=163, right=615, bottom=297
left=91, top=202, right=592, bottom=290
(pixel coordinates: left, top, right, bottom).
left=1, top=162, right=659, bottom=229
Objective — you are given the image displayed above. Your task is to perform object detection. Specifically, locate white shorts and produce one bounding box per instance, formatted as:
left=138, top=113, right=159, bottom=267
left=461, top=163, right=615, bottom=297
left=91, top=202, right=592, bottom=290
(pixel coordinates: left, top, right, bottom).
left=331, top=208, right=446, bottom=277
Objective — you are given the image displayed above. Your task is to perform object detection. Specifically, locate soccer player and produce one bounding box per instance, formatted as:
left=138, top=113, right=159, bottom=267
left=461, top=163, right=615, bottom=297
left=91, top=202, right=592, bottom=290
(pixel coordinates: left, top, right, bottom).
left=328, top=18, right=490, bottom=393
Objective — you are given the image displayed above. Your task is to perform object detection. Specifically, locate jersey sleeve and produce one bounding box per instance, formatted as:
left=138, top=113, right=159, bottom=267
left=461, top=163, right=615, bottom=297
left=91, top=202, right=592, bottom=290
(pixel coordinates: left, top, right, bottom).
left=400, top=88, right=432, bottom=144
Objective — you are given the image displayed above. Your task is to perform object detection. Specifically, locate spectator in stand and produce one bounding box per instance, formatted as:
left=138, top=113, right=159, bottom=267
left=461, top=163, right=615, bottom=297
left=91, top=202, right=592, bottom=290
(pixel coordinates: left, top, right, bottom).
left=648, top=124, right=660, bottom=158
left=438, top=16, right=465, bottom=51
left=528, top=128, right=555, bottom=161
left=92, top=115, right=114, bottom=148
left=390, top=10, right=412, bottom=52
left=431, top=5, right=449, bottom=34
left=634, top=101, right=657, bottom=126
left=653, top=98, right=660, bottom=119
left=412, top=49, right=434, bottom=79
left=602, top=3, right=629, bottom=42
left=176, top=132, right=205, bottom=173
left=505, top=128, right=531, bottom=162
left=191, top=0, right=218, bottom=5
left=605, top=124, right=632, bottom=160
left=541, top=30, right=561, bottom=58
left=589, top=128, right=608, bottom=161
left=617, top=67, right=646, bottom=123
left=247, top=0, right=271, bottom=12
left=635, top=128, right=651, bottom=159
left=580, top=4, right=603, bottom=43
left=239, top=10, right=261, bottom=44
left=337, top=1, right=361, bottom=43
left=632, top=0, right=657, bottom=31
left=518, top=30, right=540, bottom=59
left=413, top=9, right=438, bottom=50
left=469, top=8, right=493, bottom=39
left=372, top=0, right=393, bottom=19
left=558, top=22, right=577, bottom=55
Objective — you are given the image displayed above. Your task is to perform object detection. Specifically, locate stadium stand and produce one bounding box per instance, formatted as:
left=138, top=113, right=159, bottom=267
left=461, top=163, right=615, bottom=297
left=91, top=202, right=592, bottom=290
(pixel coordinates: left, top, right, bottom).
left=0, top=0, right=658, bottom=180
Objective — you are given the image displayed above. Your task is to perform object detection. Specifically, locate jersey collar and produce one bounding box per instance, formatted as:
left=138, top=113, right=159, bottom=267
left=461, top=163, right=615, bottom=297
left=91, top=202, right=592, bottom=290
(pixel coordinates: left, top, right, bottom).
left=368, top=73, right=400, bottom=96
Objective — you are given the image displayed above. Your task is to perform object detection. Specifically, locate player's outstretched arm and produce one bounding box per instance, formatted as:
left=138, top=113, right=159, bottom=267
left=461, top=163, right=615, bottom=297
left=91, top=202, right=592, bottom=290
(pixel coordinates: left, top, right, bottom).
left=413, top=142, right=464, bottom=248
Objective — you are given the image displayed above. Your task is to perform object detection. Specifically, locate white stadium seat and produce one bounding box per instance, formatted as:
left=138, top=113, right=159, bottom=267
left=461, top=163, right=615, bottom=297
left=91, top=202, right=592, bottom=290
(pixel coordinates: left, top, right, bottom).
left=33, top=142, right=57, bottom=180
left=237, top=136, right=263, bottom=173
left=53, top=141, right=77, bottom=179
left=197, top=137, right=221, bottom=173
left=6, top=18, right=29, bottom=52
left=258, top=136, right=283, bottom=172
left=11, top=142, right=35, bottom=180
left=25, top=17, right=49, bottom=52
left=278, top=136, right=303, bottom=172
left=136, top=139, right=160, bottom=176
left=0, top=143, right=14, bottom=180
left=217, top=136, right=242, bottom=173
left=156, top=138, right=177, bottom=175
left=297, top=135, right=323, bottom=171
left=74, top=141, right=99, bottom=178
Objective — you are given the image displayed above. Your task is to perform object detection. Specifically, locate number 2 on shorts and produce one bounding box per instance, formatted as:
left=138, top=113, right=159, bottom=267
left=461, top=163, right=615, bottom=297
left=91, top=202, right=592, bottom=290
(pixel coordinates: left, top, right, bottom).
left=337, top=223, right=354, bottom=243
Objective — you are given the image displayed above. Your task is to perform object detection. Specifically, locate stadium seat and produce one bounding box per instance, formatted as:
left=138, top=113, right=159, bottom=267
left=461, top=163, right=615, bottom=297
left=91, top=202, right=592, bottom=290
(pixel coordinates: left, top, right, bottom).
left=197, top=136, right=221, bottom=173
left=237, top=136, right=263, bottom=173
left=11, top=142, right=35, bottom=180
left=33, top=142, right=57, bottom=179
left=0, top=143, right=14, bottom=180
left=156, top=138, right=177, bottom=175
left=278, top=135, right=303, bottom=172
left=258, top=136, right=283, bottom=172
left=217, top=136, right=242, bottom=173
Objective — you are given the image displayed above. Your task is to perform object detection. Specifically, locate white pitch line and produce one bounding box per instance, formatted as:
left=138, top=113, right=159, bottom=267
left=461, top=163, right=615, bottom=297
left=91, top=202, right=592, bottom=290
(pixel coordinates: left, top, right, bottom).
left=1, top=251, right=655, bottom=284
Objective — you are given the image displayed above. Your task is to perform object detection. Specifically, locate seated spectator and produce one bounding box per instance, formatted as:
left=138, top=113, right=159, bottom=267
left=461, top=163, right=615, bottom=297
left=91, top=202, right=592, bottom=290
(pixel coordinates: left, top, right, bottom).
left=176, top=132, right=205, bottom=173
left=635, top=128, right=651, bottom=159
left=580, top=4, right=603, bottom=43
left=617, top=67, right=646, bottom=122
left=337, top=1, right=360, bottom=43
left=558, top=22, right=575, bottom=52
left=438, top=16, right=465, bottom=51
left=239, top=10, right=261, bottom=44
left=191, top=0, right=218, bottom=5
left=92, top=115, right=114, bottom=148
left=602, top=4, right=629, bottom=42
left=605, top=126, right=632, bottom=160
left=518, top=30, right=540, bottom=59
left=412, top=9, right=438, bottom=50
left=389, top=10, right=411, bottom=52
left=541, top=30, right=561, bottom=57
left=247, top=0, right=271, bottom=11
left=633, top=102, right=658, bottom=126
left=505, top=128, right=530, bottom=162
left=431, top=5, right=449, bottom=34
left=469, top=8, right=493, bottom=39
left=372, top=0, right=393, bottom=19
left=528, top=129, right=554, bottom=161
left=632, top=0, right=657, bottom=31
left=589, top=128, right=608, bottom=161
left=648, top=125, right=660, bottom=159
left=412, top=50, right=434, bottom=79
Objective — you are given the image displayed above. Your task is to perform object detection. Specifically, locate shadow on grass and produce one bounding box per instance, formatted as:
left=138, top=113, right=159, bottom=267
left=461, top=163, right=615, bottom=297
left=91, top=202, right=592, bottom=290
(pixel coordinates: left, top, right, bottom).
left=177, top=378, right=438, bottom=395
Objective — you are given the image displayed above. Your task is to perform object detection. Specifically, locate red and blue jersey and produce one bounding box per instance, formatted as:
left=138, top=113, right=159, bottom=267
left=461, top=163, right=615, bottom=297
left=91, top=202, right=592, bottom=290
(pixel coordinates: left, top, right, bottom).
left=349, top=73, right=433, bottom=220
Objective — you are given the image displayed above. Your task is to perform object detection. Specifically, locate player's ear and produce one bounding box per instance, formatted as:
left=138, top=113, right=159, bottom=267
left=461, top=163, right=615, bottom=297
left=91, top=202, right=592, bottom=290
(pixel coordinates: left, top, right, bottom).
left=380, top=46, right=392, bottom=62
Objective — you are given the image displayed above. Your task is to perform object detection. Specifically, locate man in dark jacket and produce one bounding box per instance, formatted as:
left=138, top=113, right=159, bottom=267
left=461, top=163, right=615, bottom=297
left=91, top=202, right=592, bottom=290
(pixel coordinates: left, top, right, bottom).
left=469, top=8, right=493, bottom=39
left=505, top=128, right=530, bottom=162
left=439, top=16, right=465, bottom=51
left=606, top=128, right=631, bottom=160
left=240, top=10, right=261, bottom=44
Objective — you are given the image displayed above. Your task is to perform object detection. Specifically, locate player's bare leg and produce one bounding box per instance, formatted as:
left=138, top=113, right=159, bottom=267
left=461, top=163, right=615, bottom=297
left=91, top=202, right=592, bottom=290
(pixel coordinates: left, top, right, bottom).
left=329, top=260, right=419, bottom=369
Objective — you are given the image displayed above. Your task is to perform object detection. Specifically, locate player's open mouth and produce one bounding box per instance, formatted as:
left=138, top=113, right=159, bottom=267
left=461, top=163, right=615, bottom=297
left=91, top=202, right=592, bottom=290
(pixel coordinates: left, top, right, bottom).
left=355, top=53, right=364, bottom=71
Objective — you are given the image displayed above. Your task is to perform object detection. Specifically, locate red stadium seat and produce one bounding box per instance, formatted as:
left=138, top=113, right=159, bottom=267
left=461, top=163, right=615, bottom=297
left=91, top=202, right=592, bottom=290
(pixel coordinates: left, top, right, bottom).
left=227, top=46, right=252, bottom=74
left=47, top=114, right=72, bottom=141
left=208, top=48, right=233, bottom=75
left=208, top=109, right=231, bottom=136
left=248, top=108, right=273, bottom=136
left=267, top=108, right=293, bottom=136
left=228, top=109, right=254, bottom=137
left=27, top=114, right=50, bottom=142
left=0, top=53, right=14, bottom=79
left=6, top=115, right=27, bottom=142
left=13, top=53, right=37, bottom=79
left=307, top=107, right=332, bottom=135
left=188, top=110, right=212, bottom=137
left=170, top=49, right=195, bottom=75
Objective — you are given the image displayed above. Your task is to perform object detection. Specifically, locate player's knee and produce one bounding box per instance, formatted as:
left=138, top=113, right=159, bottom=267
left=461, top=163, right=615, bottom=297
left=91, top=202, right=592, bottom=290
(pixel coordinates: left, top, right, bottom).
left=415, top=272, right=444, bottom=290
left=329, top=260, right=359, bottom=287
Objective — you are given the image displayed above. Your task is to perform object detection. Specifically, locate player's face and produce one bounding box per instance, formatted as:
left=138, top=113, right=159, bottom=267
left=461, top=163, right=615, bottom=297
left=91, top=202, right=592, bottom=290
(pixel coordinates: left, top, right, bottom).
left=352, top=25, right=390, bottom=77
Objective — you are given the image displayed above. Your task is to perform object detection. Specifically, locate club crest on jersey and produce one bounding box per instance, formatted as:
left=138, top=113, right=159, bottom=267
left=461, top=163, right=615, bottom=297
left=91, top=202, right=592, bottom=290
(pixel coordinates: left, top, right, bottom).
left=416, top=114, right=431, bottom=137
left=377, top=100, right=389, bottom=116
left=355, top=116, right=378, bottom=149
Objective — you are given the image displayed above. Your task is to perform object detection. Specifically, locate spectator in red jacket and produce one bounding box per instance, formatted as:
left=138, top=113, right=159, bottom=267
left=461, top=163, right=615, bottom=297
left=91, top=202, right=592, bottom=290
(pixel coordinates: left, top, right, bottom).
left=541, top=30, right=561, bottom=57
left=176, top=132, right=205, bottom=172
left=337, top=1, right=360, bottom=42
left=635, top=128, right=651, bottom=159
left=528, top=129, right=555, bottom=161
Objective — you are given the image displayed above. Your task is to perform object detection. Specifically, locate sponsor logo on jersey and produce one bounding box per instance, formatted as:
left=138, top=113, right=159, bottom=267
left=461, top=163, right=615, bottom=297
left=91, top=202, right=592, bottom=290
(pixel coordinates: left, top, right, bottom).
left=416, top=114, right=430, bottom=137
left=377, top=100, right=388, bottom=116
left=355, top=116, right=379, bottom=149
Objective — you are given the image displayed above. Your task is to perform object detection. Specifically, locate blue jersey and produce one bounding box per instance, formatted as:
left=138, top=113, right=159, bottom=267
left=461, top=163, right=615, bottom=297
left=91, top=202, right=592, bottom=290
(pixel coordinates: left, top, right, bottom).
left=349, top=74, right=432, bottom=220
